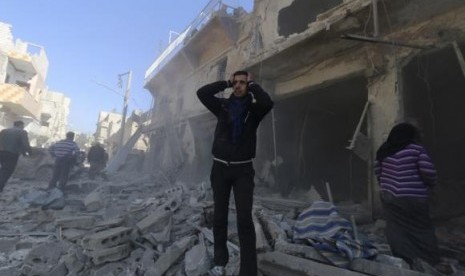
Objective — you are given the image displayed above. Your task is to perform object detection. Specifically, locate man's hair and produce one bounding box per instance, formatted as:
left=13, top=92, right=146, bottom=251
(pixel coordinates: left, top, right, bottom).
left=66, top=131, right=75, bottom=140
left=233, top=70, right=248, bottom=77
left=13, top=120, right=24, bottom=127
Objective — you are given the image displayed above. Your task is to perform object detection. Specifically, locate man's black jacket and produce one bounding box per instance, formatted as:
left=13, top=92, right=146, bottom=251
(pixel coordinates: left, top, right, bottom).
left=197, top=80, right=273, bottom=162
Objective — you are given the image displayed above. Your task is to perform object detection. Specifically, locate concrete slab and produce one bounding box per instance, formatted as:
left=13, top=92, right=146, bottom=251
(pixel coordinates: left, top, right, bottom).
left=152, top=235, right=196, bottom=276
left=258, top=251, right=366, bottom=276
left=136, top=209, right=172, bottom=234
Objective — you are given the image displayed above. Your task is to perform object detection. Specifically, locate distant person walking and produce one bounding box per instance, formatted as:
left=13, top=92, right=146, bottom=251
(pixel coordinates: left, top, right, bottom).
left=197, top=70, right=273, bottom=276
left=0, top=121, right=32, bottom=192
left=87, top=142, right=108, bottom=180
left=48, top=132, right=80, bottom=190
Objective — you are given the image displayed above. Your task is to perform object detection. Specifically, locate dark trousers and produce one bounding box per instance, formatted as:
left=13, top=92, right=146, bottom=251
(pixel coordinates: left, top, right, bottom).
left=210, top=162, right=257, bottom=276
left=0, top=151, right=19, bottom=192
left=48, top=156, right=74, bottom=189
left=381, top=192, right=440, bottom=266
left=88, top=161, right=107, bottom=180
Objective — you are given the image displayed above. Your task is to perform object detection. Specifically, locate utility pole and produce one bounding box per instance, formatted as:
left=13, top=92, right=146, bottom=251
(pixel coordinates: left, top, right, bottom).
left=118, top=71, right=132, bottom=149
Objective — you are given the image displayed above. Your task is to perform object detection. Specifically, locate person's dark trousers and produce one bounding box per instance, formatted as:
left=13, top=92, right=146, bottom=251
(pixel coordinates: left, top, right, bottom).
left=210, top=161, right=257, bottom=276
left=48, top=156, right=74, bottom=189
left=0, top=151, right=19, bottom=192
left=89, top=162, right=107, bottom=180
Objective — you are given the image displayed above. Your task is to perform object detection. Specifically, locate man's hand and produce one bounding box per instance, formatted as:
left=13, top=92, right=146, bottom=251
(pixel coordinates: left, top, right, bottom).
left=247, top=72, right=254, bottom=83
left=228, top=73, right=234, bottom=87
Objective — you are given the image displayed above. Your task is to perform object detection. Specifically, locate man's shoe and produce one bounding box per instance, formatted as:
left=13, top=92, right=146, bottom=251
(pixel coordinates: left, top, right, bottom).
left=209, top=266, right=225, bottom=276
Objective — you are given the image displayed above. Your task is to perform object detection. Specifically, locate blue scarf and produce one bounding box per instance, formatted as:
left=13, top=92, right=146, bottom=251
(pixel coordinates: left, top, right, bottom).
left=228, top=94, right=251, bottom=144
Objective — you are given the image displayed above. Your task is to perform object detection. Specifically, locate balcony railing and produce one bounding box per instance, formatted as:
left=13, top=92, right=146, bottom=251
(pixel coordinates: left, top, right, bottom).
left=144, top=0, right=236, bottom=82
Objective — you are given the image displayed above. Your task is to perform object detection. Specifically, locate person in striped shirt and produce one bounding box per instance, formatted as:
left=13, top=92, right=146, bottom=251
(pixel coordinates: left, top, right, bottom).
left=48, top=132, right=80, bottom=190
left=374, top=122, right=440, bottom=269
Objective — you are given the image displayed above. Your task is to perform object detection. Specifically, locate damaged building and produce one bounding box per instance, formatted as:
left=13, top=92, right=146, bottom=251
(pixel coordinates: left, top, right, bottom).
left=2, top=0, right=465, bottom=275
left=143, top=0, right=465, bottom=220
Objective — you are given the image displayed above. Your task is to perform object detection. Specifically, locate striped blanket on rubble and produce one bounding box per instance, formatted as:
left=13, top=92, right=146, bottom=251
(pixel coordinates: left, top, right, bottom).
left=293, top=201, right=377, bottom=267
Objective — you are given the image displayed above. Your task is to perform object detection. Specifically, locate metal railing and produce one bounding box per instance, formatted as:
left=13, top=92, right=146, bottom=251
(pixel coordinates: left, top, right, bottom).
left=144, top=0, right=236, bottom=82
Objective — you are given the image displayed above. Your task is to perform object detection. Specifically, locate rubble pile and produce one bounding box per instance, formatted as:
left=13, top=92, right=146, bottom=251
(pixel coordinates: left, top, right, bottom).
left=0, top=174, right=464, bottom=276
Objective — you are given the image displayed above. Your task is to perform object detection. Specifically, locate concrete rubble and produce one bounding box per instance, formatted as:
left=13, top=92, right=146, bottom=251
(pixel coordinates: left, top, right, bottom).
left=0, top=172, right=464, bottom=276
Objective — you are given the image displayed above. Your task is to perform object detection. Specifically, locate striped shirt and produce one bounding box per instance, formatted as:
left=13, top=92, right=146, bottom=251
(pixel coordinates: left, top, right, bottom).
left=49, top=139, right=80, bottom=158
left=374, top=143, right=437, bottom=198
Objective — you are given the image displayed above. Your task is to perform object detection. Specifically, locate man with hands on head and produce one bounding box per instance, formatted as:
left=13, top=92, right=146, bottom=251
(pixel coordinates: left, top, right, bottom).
left=197, top=70, right=273, bottom=276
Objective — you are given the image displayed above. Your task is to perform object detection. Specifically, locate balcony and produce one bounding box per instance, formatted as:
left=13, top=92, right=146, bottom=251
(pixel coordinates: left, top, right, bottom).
left=7, top=42, right=48, bottom=77
left=144, top=0, right=238, bottom=84
left=0, top=83, right=40, bottom=119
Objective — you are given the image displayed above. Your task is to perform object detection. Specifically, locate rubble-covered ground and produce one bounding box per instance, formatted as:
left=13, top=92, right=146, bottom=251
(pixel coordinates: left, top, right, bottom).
left=0, top=170, right=464, bottom=276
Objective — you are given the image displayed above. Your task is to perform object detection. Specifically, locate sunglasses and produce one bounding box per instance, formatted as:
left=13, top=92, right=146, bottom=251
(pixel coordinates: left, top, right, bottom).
left=232, top=80, right=247, bottom=85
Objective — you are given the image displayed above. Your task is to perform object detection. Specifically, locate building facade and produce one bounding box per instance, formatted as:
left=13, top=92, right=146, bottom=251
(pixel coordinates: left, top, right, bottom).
left=39, top=89, right=71, bottom=145
left=144, top=0, right=465, bottom=219
left=0, top=22, right=48, bottom=129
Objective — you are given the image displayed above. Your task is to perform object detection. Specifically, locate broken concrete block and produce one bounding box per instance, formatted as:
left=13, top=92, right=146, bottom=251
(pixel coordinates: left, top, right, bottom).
left=140, top=248, right=156, bottom=273
left=152, top=235, right=196, bottom=276
left=161, top=196, right=182, bottom=212
left=149, top=215, right=172, bottom=243
left=164, top=184, right=184, bottom=199
left=185, top=234, right=210, bottom=276
left=136, top=209, right=172, bottom=234
left=84, top=190, right=103, bottom=212
left=85, top=243, right=131, bottom=265
left=256, top=211, right=287, bottom=243
left=81, top=227, right=133, bottom=250
left=56, top=216, right=96, bottom=229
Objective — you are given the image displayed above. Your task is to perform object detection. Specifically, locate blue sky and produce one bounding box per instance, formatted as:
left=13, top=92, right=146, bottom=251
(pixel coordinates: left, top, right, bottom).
left=1, top=0, right=253, bottom=134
